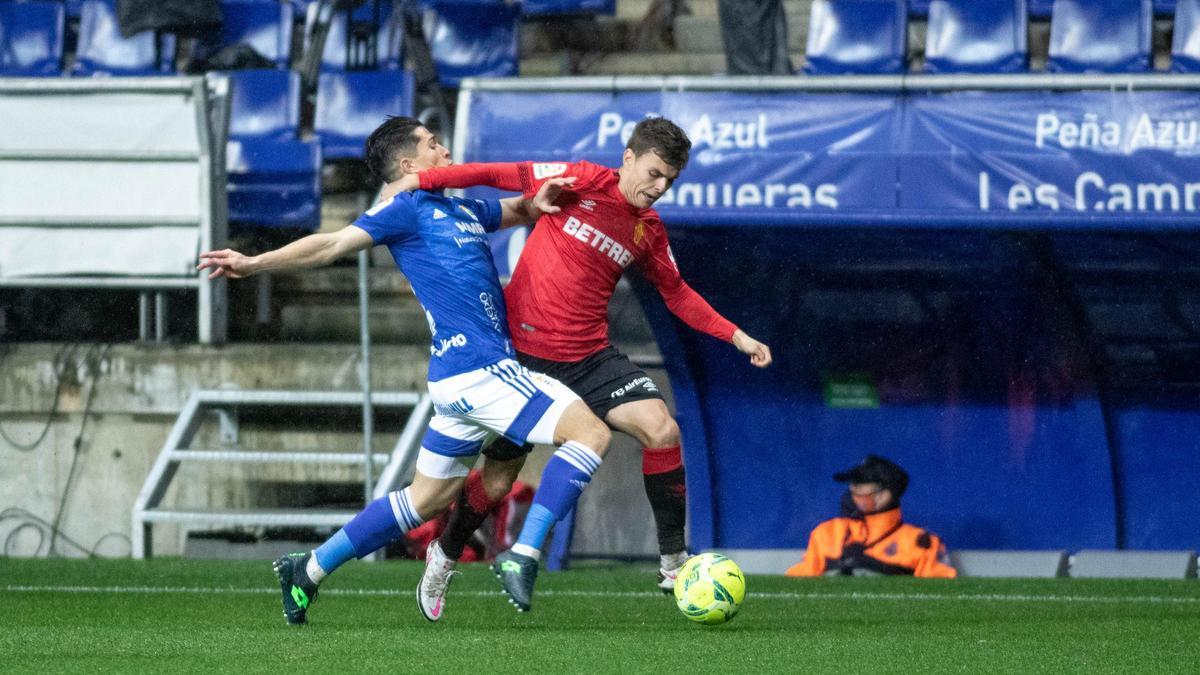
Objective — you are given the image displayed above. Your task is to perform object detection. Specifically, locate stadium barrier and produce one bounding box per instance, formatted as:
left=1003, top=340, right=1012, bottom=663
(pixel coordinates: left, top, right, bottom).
left=0, top=76, right=229, bottom=343
left=453, top=73, right=1200, bottom=555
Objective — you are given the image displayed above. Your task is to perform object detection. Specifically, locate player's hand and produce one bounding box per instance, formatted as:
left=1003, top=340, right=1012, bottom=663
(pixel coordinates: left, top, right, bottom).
left=531, top=176, right=577, bottom=215
left=197, top=249, right=255, bottom=280
left=732, top=329, right=772, bottom=368
left=379, top=173, right=420, bottom=202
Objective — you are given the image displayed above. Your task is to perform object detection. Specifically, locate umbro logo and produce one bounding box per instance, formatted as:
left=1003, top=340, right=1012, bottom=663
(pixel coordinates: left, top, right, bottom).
left=579, top=199, right=596, bottom=211
left=433, top=209, right=447, bottom=220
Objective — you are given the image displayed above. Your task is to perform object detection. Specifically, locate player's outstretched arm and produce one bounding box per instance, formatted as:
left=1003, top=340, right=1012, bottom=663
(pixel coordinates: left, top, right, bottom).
left=497, top=176, right=575, bottom=228
left=732, top=329, right=773, bottom=368
left=379, top=173, right=420, bottom=203
left=197, top=227, right=374, bottom=280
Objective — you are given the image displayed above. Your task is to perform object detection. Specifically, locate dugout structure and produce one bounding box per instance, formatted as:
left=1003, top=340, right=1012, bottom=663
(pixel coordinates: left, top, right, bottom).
left=0, top=77, right=228, bottom=343
left=453, top=73, right=1200, bottom=555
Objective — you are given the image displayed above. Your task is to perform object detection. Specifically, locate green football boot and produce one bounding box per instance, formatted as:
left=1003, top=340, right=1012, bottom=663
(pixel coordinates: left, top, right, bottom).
left=273, top=552, right=319, bottom=626
left=491, top=549, right=538, bottom=613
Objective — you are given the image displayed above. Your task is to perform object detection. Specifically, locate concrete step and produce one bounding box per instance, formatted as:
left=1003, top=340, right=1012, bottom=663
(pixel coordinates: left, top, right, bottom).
left=674, top=11, right=808, bottom=53
left=618, top=0, right=811, bottom=21
left=279, top=301, right=430, bottom=343
left=521, top=50, right=726, bottom=75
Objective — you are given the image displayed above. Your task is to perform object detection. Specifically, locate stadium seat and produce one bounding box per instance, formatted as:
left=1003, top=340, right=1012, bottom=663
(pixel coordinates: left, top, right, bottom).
left=314, top=69, right=414, bottom=160
left=193, top=0, right=293, bottom=70
left=1047, top=0, right=1152, bottom=73
left=1172, top=0, right=1200, bottom=72
left=71, top=0, right=174, bottom=76
left=907, top=0, right=931, bottom=17
left=521, top=0, right=616, bottom=16
left=803, top=0, right=907, bottom=75
left=425, top=0, right=519, bottom=87
left=308, top=0, right=404, bottom=71
left=222, top=69, right=321, bottom=231
left=924, top=0, right=1027, bottom=73
left=1028, top=0, right=1053, bottom=18
left=0, top=1, right=65, bottom=76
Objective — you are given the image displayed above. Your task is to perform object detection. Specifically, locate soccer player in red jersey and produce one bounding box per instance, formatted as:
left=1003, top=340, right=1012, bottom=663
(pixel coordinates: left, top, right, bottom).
left=392, top=118, right=771, bottom=616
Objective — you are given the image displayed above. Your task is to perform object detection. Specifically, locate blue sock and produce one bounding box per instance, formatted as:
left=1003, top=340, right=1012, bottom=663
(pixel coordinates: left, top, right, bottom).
left=313, top=529, right=355, bottom=577
left=516, top=442, right=601, bottom=553
left=313, top=488, right=423, bottom=577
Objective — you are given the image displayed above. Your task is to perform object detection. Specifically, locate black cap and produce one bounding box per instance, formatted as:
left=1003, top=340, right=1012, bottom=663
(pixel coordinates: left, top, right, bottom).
left=833, top=454, right=909, bottom=499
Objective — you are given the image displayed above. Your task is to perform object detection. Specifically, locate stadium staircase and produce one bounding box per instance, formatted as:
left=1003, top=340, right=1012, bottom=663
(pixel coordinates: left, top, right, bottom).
left=132, top=388, right=432, bottom=559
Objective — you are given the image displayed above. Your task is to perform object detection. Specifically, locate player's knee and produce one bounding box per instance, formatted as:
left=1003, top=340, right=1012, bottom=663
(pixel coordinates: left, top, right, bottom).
left=576, top=415, right=611, bottom=455
left=644, top=414, right=681, bottom=448
left=480, top=459, right=521, bottom=500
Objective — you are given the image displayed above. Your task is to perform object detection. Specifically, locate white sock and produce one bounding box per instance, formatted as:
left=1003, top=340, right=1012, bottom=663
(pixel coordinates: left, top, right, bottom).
left=512, top=543, right=541, bottom=560
left=661, top=551, right=688, bottom=570
left=305, top=552, right=328, bottom=584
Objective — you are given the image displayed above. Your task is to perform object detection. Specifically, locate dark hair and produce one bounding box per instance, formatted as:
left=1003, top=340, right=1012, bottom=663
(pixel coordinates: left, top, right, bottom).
left=364, top=115, right=425, bottom=182
left=626, top=117, right=691, bottom=170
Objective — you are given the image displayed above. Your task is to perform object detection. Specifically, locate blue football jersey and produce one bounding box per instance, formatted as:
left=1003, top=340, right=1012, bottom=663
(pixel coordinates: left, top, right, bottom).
left=353, top=191, right=513, bottom=381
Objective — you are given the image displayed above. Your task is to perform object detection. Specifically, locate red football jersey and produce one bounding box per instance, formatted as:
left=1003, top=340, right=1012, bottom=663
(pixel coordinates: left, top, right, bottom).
left=419, top=160, right=737, bottom=361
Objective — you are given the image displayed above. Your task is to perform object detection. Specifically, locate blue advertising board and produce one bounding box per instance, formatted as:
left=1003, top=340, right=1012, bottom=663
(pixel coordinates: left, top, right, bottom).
left=460, top=86, right=1200, bottom=553
left=461, top=88, right=1200, bottom=229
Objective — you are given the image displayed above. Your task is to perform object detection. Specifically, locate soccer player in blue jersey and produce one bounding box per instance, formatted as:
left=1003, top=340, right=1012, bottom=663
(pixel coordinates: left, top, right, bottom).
left=198, top=116, right=611, bottom=623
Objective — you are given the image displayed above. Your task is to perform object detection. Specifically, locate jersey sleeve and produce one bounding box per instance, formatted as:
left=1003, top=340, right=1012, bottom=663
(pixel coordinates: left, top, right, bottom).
left=419, top=161, right=599, bottom=199
left=352, top=193, right=419, bottom=245
left=638, top=218, right=739, bottom=343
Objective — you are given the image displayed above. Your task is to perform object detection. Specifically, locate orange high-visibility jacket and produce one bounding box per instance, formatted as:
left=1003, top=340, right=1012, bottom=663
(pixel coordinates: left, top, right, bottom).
left=785, top=507, right=957, bottom=578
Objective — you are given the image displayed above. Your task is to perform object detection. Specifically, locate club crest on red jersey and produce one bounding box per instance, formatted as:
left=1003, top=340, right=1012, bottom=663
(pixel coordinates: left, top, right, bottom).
left=532, top=163, right=568, bottom=180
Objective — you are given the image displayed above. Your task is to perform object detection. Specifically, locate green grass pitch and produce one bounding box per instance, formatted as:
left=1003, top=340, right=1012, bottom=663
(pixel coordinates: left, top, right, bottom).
left=2, top=557, right=1198, bottom=673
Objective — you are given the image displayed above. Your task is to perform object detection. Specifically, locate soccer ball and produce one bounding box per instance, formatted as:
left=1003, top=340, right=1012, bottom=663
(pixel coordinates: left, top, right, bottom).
left=673, top=553, right=745, bottom=625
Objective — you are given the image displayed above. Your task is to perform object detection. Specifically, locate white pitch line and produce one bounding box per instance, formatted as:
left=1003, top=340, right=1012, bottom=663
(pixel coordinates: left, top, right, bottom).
left=3, top=585, right=1199, bottom=605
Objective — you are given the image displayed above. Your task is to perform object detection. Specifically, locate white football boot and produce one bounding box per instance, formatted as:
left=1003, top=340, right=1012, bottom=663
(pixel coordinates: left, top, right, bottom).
left=416, top=540, right=458, bottom=621
left=657, top=551, right=689, bottom=594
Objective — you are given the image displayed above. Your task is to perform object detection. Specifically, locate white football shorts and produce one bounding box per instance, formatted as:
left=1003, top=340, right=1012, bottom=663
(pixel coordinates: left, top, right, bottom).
left=416, top=358, right=580, bottom=479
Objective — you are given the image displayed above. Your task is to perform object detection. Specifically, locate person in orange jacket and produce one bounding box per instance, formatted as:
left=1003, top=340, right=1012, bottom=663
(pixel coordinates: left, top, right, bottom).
left=786, top=455, right=957, bottom=578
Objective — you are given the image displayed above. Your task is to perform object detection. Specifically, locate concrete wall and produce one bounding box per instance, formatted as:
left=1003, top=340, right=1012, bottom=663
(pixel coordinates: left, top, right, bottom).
left=0, top=343, right=428, bottom=558
left=0, top=342, right=673, bottom=561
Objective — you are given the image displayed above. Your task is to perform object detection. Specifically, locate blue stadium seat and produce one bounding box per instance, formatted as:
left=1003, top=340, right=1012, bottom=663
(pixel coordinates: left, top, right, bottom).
left=308, top=0, right=404, bottom=71
left=521, top=0, right=616, bottom=16
left=1047, top=0, right=1152, bottom=73
left=194, top=0, right=293, bottom=69
left=1028, top=0, right=1053, bottom=18
left=223, top=69, right=321, bottom=231
left=924, top=0, right=1027, bottom=73
left=314, top=69, right=414, bottom=160
left=804, top=0, right=907, bottom=75
left=1172, top=0, right=1200, bottom=71
left=426, top=0, right=519, bottom=87
left=0, top=1, right=65, bottom=76
left=72, top=0, right=174, bottom=76
left=907, top=0, right=931, bottom=16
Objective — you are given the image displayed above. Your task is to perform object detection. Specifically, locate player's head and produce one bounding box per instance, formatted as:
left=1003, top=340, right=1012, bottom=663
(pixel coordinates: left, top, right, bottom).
left=834, top=455, right=909, bottom=515
left=365, top=116, right=452, bottom=182
left=618, top=117, right=691, bottom=209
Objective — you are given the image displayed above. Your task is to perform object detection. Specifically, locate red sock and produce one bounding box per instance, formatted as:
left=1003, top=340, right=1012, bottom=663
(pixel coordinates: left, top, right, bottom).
left=642, top=446, right=686, bottom=555
left=439, top=470, right=502, bottom=560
